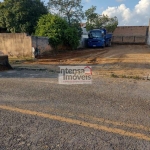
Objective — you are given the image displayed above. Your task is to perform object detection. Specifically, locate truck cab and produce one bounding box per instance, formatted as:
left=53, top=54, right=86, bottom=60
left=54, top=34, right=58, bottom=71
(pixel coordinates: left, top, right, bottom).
left=87, top=29, right=112, bottom=48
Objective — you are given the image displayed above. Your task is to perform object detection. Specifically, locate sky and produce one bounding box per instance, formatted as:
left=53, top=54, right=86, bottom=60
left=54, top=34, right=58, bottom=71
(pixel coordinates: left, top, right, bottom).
left=0, top=0, right=149, bottom=26
left=81, top=0, right=150, bottom=26
left=47, top=0, right=150, bottom=26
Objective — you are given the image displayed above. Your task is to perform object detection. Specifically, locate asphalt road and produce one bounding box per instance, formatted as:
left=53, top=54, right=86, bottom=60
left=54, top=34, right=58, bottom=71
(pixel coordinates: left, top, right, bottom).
left=0, top=70, right=150, bottom=150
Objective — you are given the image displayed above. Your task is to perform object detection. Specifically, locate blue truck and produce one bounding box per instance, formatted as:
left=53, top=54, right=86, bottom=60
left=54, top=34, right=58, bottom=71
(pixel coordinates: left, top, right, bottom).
left=87, top=29, right=112, bottom=48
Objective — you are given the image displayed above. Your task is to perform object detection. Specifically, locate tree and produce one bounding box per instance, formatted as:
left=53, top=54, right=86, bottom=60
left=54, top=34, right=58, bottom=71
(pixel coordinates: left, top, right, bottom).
left=35, top=14, right=80, bottom=50
left=48, top=0, right=83, bottom=44
left=0, top=0, right=48, bottom=34
left=85, top=6, right=118, bottom=32
left=0, top=2, right=6, bottom=28
left=35, top=14, right=68, bottom=49
left=64, top=27, right=80, bottom=49
left=48, top=0, right=84, bottom=25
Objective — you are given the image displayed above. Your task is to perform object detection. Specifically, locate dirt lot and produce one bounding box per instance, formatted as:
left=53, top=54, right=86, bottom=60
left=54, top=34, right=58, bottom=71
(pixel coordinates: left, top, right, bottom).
left=18, top=45, right=150, bottom=77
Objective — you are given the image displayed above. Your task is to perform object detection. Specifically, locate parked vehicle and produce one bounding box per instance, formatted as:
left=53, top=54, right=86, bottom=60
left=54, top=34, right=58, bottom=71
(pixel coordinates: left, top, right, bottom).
left=87, top=29, right=112, bottom=48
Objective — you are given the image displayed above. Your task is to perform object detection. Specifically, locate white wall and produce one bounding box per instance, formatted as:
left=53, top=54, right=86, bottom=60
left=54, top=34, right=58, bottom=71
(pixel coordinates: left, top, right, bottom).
left=78, top=27, right=88, bottom=48
left=82, top=27, right=88, bottom=36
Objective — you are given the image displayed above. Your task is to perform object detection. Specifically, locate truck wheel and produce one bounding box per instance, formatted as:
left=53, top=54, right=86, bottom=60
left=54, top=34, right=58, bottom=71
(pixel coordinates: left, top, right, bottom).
left=102, top=42, right=106, bottom=48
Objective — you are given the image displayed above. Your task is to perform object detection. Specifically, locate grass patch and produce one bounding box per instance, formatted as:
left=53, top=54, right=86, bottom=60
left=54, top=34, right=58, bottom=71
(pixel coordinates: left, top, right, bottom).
left=9, top=58, right=35, bottom=64
left=111, top=74, right=142, bottom=80
left=131, top=76, right=141, bottom=80
left=111, top=73, right=119, bottom=78
left=121, top=75, right=127, bottom=78
left=121, top=75, right=142, bottom=80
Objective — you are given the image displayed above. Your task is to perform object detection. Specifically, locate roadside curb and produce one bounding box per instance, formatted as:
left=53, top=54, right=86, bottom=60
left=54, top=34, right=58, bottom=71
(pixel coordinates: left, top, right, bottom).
left=13, top=67, right=60, bottom=73
left=13, top=67, right=47, bottom=71
left=12, top=67, right=103, bottom=76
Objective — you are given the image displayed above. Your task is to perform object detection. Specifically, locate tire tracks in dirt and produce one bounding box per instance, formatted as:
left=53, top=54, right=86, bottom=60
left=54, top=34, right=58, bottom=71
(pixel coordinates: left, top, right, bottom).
left=76, top=49, right=109, bottom=64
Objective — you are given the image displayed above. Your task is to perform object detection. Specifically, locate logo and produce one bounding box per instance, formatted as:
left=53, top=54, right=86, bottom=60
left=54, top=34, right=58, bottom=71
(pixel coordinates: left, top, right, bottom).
left=58, top=66, right=92, bottom=84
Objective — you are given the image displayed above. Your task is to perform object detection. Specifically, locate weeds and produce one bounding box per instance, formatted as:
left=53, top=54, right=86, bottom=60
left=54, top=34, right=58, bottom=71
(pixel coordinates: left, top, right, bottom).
left=111, top=73, right=142, bottom=80
left=111, top=73, right=119, bottom=78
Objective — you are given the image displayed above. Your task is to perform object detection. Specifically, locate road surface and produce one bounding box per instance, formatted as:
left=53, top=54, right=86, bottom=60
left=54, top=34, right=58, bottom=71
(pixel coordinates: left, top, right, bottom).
left=0, top=70, right=150, bottom=150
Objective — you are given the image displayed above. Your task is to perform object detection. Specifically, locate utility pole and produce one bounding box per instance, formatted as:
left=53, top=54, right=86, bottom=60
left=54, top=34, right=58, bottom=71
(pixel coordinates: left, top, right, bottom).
left=147, top=19, right=150, bottom=45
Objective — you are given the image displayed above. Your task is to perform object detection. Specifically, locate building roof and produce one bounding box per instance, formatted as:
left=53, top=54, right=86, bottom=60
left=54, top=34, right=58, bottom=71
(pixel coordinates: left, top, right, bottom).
left=80, top=23, right=86, bottom=28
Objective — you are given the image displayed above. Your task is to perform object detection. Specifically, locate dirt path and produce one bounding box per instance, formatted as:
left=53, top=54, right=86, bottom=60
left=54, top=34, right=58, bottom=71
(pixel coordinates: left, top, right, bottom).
left=21, top=45, right=150, bottom=77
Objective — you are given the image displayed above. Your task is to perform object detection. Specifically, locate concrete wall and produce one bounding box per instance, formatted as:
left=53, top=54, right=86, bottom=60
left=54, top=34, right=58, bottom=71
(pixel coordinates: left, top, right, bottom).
left=0, top=34, right=53, bottom=58
left=135, top=36, right=147, bottom=43
left=113, top=26, right=148, bottom=44
left=31, top=36, right=52, bottom=56
left=112, top=36, right=147, bottom=44
left=113, top=26, right=148, bottom=36
left=0, top=33, right=32, bottom=58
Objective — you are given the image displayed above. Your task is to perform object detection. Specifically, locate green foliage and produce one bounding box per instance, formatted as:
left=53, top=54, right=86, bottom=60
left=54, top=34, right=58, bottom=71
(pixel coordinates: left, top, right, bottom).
left=0, top=2, right=6, bottom=28
left=111, top=73, right=119, bottom=78
left=35, top=14, right=80, bottom=50
left=48, top=0, right=84, bottom=25
left=0, top=0, right=48, bottom=34
left=85, top=6, right=118, bottom=32
left=35, top=14, right=68, bottom=49
left=48, top=0, right=83, bottom=41
left=64, top=27, right=80, bottom=49
left=69, top=19, right=83, bottom=40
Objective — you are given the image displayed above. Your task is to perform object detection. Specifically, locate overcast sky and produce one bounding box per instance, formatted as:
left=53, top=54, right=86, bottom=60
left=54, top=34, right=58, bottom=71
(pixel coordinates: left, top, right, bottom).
left=1, top=0, right=150, bottom=26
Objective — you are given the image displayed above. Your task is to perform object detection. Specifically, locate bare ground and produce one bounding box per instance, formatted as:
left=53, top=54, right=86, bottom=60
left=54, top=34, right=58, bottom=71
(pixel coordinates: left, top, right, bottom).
left=22, top=45, right=150, bottom=77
